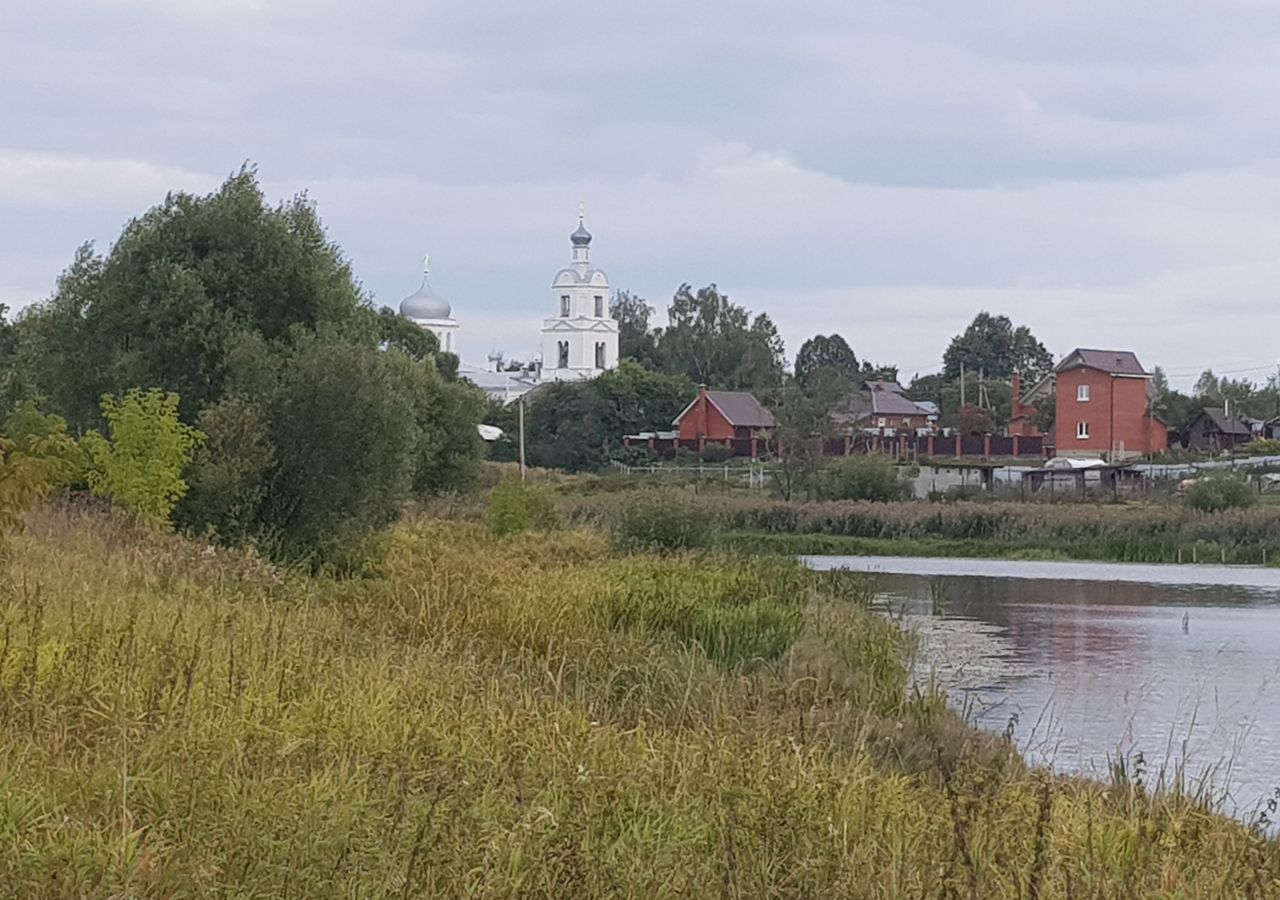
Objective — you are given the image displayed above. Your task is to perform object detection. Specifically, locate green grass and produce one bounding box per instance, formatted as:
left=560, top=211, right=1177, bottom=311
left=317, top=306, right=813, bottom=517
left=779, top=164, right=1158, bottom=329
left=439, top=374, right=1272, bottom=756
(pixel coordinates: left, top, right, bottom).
left=0, top=505, right=1277, bottom=896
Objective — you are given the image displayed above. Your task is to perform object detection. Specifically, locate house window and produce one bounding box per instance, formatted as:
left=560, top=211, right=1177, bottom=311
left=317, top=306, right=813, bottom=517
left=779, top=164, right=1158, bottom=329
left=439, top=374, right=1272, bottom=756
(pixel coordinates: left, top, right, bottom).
left=594, top=295, right=604, bottom=317
left=877, top=418, right=887, bottom=428
left=560, top=295, right=570, bottom=317
left=594, top=342, right=606, bottom=369
left=901, top=418, right=911, bottom=427
left=557, top=341, right=569, bottom=368
left=1077, top=384, right=1090, bottom=402
left=1076, top=420, right=1090, bottom=440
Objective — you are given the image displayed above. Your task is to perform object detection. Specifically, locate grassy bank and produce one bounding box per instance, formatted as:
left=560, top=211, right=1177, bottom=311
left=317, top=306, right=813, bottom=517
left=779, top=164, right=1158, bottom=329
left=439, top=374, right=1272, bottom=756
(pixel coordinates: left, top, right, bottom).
left=563, top=490, right=1280, bottom=565
left=1, top=506, right=1278, bottom=896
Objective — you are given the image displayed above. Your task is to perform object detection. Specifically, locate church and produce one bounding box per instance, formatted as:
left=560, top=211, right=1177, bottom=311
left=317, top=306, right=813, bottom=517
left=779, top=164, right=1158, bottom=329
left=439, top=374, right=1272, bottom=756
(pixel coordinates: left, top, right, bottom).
left=398, top=208, right=620, bottom=403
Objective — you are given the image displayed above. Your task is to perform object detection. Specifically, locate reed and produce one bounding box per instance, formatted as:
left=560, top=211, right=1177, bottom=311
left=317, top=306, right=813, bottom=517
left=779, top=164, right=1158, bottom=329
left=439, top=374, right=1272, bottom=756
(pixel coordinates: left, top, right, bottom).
left=0, top=503, right=1276, bottom=897
left=564, top=491, right=1280, bottom=565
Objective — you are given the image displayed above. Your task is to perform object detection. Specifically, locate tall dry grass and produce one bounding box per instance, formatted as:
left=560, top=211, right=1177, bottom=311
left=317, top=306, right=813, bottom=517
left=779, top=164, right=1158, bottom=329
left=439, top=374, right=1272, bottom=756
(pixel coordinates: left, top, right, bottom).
left=0, top=504, right=1276, bottom=896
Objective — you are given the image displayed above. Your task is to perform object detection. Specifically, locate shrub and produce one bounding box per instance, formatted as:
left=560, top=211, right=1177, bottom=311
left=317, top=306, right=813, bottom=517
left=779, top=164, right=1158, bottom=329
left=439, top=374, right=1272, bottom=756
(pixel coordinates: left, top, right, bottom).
left=487, top=474, right=554, bottom=536
left=176, top=396, right=276, bottom=544
left=1, top=401, right=85, bottom=488
left=1183, top=473, right=1255, bottom=513
left=819, top=455, right=913, bottom=502
left=82, top=389, right=204, bottom=527
left=699, top=442, right=733, bottom=463
left=1241, top=437, right=1280, bottom=456
left=614, top=493, right=716, bottom=552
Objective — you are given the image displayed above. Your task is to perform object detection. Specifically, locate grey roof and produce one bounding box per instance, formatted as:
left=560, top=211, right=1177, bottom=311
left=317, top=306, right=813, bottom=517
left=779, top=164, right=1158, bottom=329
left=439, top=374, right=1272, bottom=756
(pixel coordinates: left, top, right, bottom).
left=1056, top=348, right=1148, bottom=377
left=675, top=390, right=777, bottom=428
left=1197, top=408, right=1252, bottom=436
left=400, top=279, right=452, bottom=320
left=831, top=385, right=934, bottom=425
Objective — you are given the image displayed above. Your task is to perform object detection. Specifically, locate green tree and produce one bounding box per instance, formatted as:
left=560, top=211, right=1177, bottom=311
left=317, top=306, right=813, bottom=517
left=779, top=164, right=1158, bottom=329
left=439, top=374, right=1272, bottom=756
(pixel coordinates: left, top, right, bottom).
left=942, top=312, right=1053, bottom=382
left=951, top=404, right=996, bottom=436
left=611, top=290, right=660, bottom=368
left=20, top=167, right=367, bottom=430
left=249, top=334, right=422, bottom=563
left=794, top=334, right=861, bottom=388
left=656, top=284, right=784, bottom=389
left=1151, top=366, right=1199, bottom=432
left=82, top=389, right=204, bottom=527
left=767, top=378, right=841, bottom=500
left=525, top=362, right=695, bottom=472
left=175, top=396, right=276, bottom=544
left=2, top=401, right=85, bottom=486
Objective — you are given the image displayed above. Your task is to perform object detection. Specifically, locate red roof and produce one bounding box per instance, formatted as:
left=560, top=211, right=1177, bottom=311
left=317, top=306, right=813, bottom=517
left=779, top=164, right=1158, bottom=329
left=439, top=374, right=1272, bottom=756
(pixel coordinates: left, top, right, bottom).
left=1056, top=348, right=1149, bottom=377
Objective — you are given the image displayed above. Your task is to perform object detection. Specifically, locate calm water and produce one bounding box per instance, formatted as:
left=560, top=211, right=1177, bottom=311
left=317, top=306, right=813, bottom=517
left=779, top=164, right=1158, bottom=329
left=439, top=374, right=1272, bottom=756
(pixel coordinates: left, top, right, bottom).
left=805, top=555, right=1280, bottom=820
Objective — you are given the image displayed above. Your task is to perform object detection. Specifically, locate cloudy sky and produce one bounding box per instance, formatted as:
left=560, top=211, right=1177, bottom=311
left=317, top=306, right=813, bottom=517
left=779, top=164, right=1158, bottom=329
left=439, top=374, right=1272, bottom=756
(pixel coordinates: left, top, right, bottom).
left=4, top=1, right=1280, bottom=388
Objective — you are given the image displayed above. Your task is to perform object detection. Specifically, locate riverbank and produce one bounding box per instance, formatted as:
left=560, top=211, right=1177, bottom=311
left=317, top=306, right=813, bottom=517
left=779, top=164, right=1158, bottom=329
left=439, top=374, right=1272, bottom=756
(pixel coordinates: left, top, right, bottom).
left=560, top=490, right=1280, bottom=566
left=2, top=504, right=1278, bottom=896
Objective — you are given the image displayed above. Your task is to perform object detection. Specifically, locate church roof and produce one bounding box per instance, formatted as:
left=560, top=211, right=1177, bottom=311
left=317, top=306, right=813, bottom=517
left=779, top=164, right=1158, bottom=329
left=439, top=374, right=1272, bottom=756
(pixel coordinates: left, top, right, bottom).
left=400, top=280, right=452, bottom=320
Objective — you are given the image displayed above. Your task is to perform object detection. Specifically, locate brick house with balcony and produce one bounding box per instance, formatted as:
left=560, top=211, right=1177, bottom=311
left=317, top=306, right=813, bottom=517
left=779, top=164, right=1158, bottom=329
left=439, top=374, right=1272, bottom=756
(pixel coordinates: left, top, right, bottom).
left=1051, top=349, right=1167, bottom=460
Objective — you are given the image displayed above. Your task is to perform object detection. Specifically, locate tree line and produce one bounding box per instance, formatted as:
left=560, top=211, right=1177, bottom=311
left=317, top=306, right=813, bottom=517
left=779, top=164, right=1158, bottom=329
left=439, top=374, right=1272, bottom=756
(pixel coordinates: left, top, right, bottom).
left=0, top=168, right=483, bottom=565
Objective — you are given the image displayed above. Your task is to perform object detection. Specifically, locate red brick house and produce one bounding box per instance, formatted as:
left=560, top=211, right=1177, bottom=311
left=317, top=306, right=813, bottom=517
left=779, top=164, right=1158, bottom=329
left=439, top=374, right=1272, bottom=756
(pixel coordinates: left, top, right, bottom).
left=1007, top=372, right=1041, bottom=437
left=672, top=387, right=777, bottom=455
left=1052, top=349, right=1167, bottom=459
left=831, top=381, right=938, bottom=433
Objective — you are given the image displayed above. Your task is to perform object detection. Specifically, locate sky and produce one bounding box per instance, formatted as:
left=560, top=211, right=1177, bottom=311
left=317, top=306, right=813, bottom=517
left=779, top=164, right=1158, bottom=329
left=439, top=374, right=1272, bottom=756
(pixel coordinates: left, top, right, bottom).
left=4, top=1, right=1280, bottom=389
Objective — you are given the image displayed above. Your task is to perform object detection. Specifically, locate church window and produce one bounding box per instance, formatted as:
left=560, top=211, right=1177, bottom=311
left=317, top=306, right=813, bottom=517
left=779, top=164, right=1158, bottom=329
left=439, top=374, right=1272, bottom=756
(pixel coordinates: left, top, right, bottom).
left=594, top=295, right=604, bottom=317
left=560, top=295, right=570, bottom=317
left=595, top=342, right=606, bottom=369
left=558, top=341, right=569, bottom=368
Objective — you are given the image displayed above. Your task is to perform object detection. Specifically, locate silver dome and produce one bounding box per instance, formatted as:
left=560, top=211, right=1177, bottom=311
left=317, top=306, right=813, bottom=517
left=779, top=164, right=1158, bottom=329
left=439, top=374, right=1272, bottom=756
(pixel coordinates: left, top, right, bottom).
left=570, top=222, right=592, bottom=246
left=400, top=280, right=452, bottom=320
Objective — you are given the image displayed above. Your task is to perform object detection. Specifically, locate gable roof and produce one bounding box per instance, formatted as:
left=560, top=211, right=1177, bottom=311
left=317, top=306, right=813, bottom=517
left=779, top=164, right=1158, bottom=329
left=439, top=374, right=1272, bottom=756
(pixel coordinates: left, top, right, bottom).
left=1196, top=408, right=1252, bottom=436
left=1056, top=348, right=1149, bottom=377
left=674, top=390, right=777, bottom=429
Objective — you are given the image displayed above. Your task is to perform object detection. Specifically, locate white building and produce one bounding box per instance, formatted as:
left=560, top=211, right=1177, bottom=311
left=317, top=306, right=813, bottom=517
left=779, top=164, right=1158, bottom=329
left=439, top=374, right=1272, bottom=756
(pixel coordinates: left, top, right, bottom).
left=398, top=209, right=620, bottom=402
left=399, top=255, right=459, bottom=354
left=539, top=208, right=619, bottom=382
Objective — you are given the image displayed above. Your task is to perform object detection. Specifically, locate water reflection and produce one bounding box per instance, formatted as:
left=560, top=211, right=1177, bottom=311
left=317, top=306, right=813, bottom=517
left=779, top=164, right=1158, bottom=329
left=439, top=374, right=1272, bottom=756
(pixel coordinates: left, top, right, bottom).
left=807, top=556, right=1280, bottom=820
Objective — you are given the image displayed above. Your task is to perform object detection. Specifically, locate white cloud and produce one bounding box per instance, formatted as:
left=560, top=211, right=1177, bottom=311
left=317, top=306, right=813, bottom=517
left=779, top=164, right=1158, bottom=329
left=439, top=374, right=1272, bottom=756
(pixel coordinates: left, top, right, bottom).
left=4, top=1, right=1280, bottom=387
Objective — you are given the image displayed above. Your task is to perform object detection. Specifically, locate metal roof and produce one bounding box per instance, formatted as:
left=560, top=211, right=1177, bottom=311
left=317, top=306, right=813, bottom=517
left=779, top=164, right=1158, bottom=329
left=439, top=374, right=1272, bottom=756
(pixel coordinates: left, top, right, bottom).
left=674, top=390, right=777, bottom=428
left=1056, top=348, right=1148, bottom=377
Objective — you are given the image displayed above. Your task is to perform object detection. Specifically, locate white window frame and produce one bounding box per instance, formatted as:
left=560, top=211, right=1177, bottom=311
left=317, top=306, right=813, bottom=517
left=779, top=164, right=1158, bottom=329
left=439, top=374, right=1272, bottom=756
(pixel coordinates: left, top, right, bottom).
left=560, top=295, right=571, bottom=317
left=1076, top=420, right=1090, bottom=440
left=1077, top=384, right=1090, bottom=402
left=594, top=342, right=606, bottom=369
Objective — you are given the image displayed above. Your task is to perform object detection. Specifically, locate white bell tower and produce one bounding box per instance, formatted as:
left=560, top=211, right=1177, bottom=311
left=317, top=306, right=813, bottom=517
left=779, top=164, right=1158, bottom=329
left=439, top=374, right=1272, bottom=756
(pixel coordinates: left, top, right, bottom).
left=540, top=204, right=619, bottom=382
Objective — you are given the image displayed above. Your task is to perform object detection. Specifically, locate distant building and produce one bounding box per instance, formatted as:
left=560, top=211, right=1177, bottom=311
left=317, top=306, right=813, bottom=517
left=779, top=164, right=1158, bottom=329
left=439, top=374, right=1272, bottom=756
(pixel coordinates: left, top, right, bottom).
left=1187, top=408, right=1252, bottom=451
left=1050, top=349, right=1168, bottom=460
left=399, top=255, right=459, bottom=354
left=1007, top=372, right=1041, bottom=438
left=673, top=387, right=776, bottom=454
left=831, top=381, right=938, bottom=434
left=539, top=207, right=620, bottom=383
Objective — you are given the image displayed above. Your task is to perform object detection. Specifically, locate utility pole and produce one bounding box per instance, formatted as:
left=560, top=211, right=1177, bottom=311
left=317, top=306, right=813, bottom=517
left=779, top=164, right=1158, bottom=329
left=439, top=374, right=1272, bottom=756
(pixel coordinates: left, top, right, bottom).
left=960, top=361, right=966, bottom=408
left=518, top=397, right=527, bottom=482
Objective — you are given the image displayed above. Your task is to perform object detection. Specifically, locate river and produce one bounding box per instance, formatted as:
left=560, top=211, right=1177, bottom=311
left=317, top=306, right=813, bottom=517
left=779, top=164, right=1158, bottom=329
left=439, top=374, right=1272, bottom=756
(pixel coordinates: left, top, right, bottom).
left=804, top=555, right=1280, bottom=822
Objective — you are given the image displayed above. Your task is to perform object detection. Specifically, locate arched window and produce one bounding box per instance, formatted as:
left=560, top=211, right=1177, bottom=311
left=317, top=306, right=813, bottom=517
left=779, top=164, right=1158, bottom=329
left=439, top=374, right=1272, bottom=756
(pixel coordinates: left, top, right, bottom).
left=558, top=341, right=569, bottom=368
left=560, top=295, right=571, bottom=317
left=595, top=342, right=606, bottom=369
